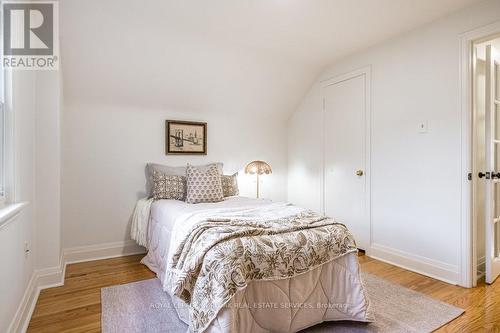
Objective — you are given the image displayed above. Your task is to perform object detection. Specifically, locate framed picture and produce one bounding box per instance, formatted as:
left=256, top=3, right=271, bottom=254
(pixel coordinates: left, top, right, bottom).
left=166, top=120, right=207, bottom=155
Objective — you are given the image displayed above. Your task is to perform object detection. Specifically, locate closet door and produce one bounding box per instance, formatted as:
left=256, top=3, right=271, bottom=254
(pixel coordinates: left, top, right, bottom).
left=323, top=73, right=369, bottom=250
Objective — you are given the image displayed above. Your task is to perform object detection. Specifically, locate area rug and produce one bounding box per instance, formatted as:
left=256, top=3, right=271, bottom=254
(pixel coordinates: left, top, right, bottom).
left=101, top=273, right=464, bottom=333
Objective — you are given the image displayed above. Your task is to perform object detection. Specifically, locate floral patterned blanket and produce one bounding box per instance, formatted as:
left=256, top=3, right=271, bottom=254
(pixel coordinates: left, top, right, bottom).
left=166, top=209, right=358, bottom=333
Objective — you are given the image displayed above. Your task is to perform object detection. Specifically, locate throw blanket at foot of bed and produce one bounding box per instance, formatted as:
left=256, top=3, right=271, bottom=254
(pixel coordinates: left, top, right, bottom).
left=166, top=211, right=360, bottom=333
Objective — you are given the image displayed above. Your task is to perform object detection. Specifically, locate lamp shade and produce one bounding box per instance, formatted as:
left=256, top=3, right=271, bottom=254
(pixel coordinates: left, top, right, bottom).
left=244, top=160, right=272, bottom=175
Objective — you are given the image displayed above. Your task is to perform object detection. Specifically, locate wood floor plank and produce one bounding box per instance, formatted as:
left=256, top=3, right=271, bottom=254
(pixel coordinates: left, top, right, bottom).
left=26, top=253, right=500, bottom=332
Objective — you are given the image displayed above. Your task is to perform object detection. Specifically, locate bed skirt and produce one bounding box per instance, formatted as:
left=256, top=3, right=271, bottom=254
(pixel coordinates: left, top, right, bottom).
left=171, top=252, right=373, bottom=333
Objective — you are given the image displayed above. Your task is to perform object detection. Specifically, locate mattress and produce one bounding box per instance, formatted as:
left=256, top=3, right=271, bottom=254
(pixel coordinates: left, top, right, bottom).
left=141, top=197, right=373, bottom=333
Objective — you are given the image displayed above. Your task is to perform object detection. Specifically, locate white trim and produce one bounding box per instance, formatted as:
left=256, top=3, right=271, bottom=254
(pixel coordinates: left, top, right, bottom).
left=63, top=240, right=145, bottom=264
left=320, top=66, right=371, bottom=86
left=365, top=68, right=372, bottom=256
left=369, top=243, right=460, bottom=285
left=320, top=65, right=372, bottom=253
left=8, top=258, right=66, bottom=333
left=7, top=271, right=38, bottom=333
left=460, top=20, right=500, bottom=288
left=14, top=263, right=66, bottom=333
left=0, top=101, right=5, bottom=203
left=3, top=66, right=15, bottom=203
left=0, top=201, right=28, bottom=229
left=320, top=93, right=325, bottom=214
left=471, top=46, right=479, bottom=288
left=7, top=240, right=146, bottom=333
left=35, top=257, right=65, bottom=289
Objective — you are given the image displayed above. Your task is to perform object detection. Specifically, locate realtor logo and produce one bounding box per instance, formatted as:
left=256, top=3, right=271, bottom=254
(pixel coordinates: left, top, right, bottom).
left=2, top=1, right=59, bottom=70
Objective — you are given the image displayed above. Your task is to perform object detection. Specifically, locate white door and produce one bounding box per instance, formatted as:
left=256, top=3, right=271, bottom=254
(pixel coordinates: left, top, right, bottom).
left=324, top=73, right=369, bottom=250
left=485, top=44, right=500, bottom=284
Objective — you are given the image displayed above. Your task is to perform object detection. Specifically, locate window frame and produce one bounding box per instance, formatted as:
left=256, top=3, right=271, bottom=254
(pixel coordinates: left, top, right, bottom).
left=0, top=50, right=5, bottom=205
left=0, top=18, right=14, bottom=206
left=0, top=100, right=5, bottom=206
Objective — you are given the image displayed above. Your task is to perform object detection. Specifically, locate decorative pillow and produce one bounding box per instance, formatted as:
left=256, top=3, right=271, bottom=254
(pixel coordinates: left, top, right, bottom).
left=221, top=173, right=239, bottom=197
left=185, top=164, right=224, bottom=204
left=146, top=162, right=223, bottom=197
left=152, top=170, right=186, bottom=200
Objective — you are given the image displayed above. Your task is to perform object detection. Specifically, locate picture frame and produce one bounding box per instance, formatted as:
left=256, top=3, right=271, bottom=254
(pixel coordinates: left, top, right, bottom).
left=166, top=120, right=207, bottom=155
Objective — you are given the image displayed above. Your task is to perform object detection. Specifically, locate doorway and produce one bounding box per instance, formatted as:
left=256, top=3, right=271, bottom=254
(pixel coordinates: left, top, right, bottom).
left=472, top=35, right=500, bottom=286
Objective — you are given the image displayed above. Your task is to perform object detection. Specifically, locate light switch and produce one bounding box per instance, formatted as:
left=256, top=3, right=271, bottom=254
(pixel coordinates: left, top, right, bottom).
left=418, top=121, right=428, bottom=134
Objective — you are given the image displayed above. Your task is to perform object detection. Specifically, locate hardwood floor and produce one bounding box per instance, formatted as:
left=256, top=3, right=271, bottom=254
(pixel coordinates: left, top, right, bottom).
left=359, top=255, right=500, bottom=332
left=27, top=253, right=500, bottom=332
left=27, top=255, right=155, bottom=333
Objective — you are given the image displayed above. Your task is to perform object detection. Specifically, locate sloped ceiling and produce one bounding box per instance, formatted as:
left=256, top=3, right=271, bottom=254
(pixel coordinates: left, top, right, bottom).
left=60, top=0, right=482, bottom=118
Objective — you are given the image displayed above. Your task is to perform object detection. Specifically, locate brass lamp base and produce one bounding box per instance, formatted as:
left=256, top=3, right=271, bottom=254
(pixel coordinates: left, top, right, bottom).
left=256, top=174, right=260, bottom=199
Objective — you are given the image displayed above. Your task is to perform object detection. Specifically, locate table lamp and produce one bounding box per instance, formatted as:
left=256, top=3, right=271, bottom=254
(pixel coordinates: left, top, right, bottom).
left=244, top=160, right=272, bottom=198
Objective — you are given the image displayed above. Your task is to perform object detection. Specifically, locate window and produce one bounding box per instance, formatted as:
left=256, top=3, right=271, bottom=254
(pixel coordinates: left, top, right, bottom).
left=0, top=4, right=15, bottom=213
left=0, top=65, right=4, bottom=203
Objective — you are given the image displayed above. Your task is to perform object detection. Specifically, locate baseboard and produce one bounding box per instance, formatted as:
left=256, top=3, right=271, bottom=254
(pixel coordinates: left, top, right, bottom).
left=369, top=243, right=460, bottom=285
left=7, top=271, right=38, bottom=333
left=36, top=256, right=66, bottom=288
left=63, top=240, right=146, bottom=264
left=8, top=240, right=146, bottom=333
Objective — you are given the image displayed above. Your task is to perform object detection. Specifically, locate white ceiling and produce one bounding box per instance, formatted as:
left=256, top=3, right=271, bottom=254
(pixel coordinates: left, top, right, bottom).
left=60, top=0, right=483, bottom=118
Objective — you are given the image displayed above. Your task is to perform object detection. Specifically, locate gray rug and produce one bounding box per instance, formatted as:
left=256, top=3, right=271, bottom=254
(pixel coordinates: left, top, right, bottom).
left=101, top=273, right=464, bottom=333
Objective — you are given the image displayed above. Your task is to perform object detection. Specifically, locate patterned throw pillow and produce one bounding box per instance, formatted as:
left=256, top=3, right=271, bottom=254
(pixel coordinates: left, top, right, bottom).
left=185, top=164, right=224, bottom=204
left=152, top=170, right=186, bottom=201
left=221, top=173, right=239, bottom=197
left=146, top=162, right=223, bottom=197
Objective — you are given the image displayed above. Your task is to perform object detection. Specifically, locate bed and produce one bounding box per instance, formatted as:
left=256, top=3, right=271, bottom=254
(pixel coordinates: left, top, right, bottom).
left=138, top=196, right=373, bottom=333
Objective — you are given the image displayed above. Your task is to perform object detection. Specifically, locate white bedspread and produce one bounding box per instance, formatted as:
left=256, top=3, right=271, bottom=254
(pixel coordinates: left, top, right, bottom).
left=140, top=197, right=373, bottom=332
left=142, top=196, right=302, bottom=288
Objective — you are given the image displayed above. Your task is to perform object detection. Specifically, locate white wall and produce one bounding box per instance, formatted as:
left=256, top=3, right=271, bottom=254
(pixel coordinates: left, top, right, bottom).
left=62, top=102, right=287, bottom=248
left=35, top=71, right=63, bottom=270
left=287, top=85, right=323, bottom=213
left=0, top=63, right=62, bottom=333
left=0, top=71, right=37, bottom=332
left=288, top=0, right=500, bottom=284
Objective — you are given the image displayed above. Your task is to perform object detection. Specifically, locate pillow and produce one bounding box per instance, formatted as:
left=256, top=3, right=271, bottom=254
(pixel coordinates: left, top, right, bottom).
left=146, top=162, right=223, bottom=197
left=221, top=173, right=239, bottom=197
left=185, top=164, right=224, bottom=204
left=152, top=170, right=186, bottom=200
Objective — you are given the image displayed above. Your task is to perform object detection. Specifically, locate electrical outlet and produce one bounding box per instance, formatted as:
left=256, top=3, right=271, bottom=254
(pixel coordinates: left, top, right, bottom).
left=24, top=241, right=30, bottom=258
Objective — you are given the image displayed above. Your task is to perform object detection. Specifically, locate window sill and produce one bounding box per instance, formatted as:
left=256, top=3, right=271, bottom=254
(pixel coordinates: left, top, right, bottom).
left=0, top=202, right=29, bottom=230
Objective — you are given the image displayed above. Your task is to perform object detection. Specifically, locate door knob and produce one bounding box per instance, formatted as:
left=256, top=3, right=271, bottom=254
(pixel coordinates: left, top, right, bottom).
left=356, top=170, right=364, bottom=176
left=479, top=172, right=491, bottom=179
